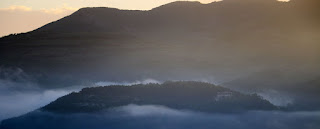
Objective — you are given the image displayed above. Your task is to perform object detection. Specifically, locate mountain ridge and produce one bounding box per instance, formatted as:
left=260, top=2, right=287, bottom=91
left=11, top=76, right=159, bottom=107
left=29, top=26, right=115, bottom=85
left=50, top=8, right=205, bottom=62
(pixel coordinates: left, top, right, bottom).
left=0, top=0, right=319, bottom=111
left=41, top=81, right=278, bottom=113
left=0, top=0, right=315, bottom=39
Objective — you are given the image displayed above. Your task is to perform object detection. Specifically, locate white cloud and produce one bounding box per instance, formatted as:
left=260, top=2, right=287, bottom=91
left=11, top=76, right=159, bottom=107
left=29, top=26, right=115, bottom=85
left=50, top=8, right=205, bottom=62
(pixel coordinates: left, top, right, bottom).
left=0, top=89, right=71, bottom=121
left=197, top=0, right=223, bottom=4
left=277, top=0, right=290, bottom=2
left=40, top=4, right=78, bottom=15
left=0, top=4, right=78, bottom=15
left=258, top=90, right=293, bottom=106
left=0, top=5, right=32, bottom=12
left=94, top=79, right=161, bottom=86
left=112, top=104, right=191, bottom=116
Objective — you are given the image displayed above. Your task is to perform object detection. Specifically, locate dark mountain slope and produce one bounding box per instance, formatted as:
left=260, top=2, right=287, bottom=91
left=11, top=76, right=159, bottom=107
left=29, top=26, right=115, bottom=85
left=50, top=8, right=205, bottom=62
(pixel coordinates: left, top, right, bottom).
left=0, top=0, right=311, bottom=40
left=42, top=81, right=277, bottom=113
left=0, top=1, right=319, bottom=108
left=0, top=81, right=279, bottom=129
left=1, top=82, right=319, bottom=129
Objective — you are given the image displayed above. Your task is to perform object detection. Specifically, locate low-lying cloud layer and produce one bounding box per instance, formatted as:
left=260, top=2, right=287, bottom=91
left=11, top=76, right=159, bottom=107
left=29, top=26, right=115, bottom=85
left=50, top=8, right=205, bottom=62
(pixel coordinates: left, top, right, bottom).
left=0, top=66, right=302, bottom=122
left=94, top=79, right=161, bottom=86
left=0, top=90, right=70, bottom=122
left=0, top=66, right=165, bottom=121
left=1, top=104, right=319, bottom=129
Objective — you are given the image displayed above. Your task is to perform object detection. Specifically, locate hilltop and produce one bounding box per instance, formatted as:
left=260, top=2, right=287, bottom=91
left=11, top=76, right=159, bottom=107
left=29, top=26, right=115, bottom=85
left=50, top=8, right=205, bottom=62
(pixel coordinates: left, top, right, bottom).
left=41, top=81, right=277, bottom=113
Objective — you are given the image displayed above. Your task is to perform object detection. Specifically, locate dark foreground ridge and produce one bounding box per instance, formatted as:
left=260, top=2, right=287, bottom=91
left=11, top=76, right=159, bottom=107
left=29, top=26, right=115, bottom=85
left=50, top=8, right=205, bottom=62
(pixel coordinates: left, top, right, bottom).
left=42, top=81, right=277, bottom=113
left=0, top=81, right=293, bottom=129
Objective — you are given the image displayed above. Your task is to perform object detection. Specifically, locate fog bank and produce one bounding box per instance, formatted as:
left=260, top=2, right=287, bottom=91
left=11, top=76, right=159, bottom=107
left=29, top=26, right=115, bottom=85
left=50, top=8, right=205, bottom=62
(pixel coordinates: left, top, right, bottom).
left=1, top=104, right=320, bottom=129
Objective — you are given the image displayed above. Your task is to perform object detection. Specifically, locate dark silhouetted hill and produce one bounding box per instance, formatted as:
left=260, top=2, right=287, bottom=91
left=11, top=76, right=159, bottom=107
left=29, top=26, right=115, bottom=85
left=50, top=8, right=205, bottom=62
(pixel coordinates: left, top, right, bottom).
left=41, top=81, right=277, bottom=113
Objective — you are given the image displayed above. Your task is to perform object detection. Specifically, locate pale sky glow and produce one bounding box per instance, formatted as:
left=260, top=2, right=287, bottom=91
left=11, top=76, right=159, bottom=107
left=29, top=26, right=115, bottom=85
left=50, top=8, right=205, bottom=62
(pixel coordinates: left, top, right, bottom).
left=0, top=4, right=76, bottom=37
left=0, top=0, right=221, bottom=11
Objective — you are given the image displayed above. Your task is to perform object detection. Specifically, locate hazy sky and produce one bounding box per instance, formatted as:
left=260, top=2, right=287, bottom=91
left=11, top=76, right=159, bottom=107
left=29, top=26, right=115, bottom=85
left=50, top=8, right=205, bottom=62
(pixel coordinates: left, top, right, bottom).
left=0, top=0, right=223, bottom=10
left=0, top=0, right=289, bottom=37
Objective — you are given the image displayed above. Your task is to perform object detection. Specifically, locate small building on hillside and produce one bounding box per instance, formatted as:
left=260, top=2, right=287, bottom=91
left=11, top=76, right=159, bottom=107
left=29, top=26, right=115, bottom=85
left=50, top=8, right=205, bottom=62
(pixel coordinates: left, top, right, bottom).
left=215, top=91, right=233, bottom=101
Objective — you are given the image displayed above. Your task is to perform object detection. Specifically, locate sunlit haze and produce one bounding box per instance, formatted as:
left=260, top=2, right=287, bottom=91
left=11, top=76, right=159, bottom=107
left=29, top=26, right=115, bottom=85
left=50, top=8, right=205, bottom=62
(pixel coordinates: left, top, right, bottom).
left=1, top=0, right=320, bottom=128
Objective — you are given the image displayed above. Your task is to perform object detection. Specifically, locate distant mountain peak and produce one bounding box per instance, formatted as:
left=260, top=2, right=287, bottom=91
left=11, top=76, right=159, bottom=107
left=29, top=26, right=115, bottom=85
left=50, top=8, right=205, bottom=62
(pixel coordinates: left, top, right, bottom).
left=73, top=7, right=122, bottom=15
